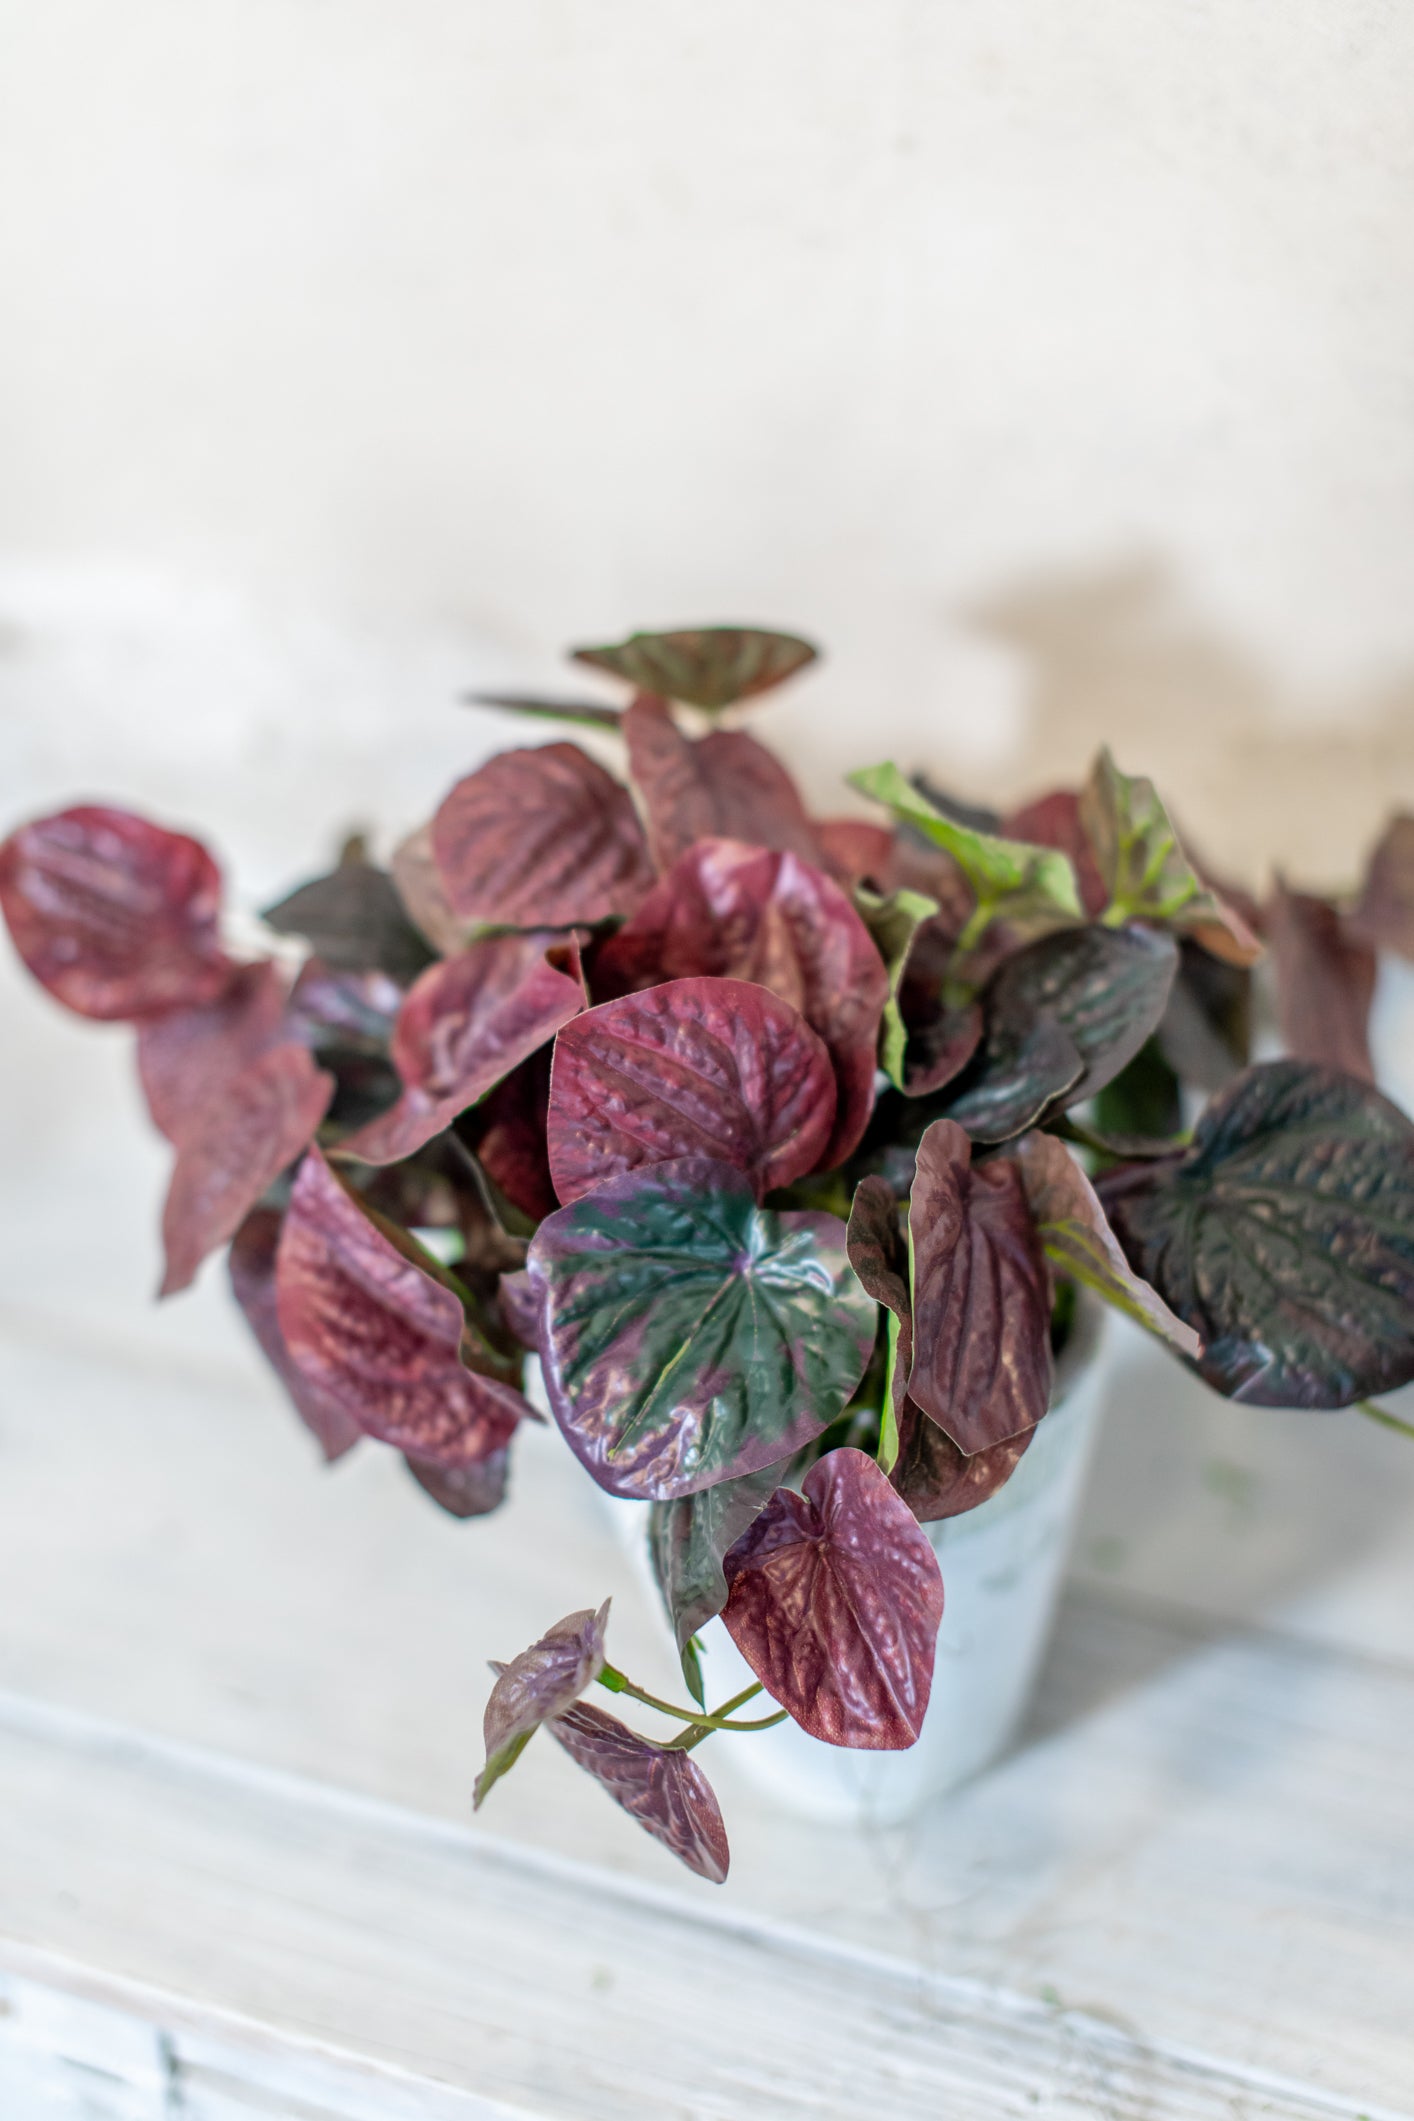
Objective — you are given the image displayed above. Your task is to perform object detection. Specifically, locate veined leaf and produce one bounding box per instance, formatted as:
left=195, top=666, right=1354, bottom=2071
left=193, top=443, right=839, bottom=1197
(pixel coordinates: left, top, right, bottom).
left=1079, top=749, right=1261, bottom=966
left=432, top=743, right=653, bottom=929
left=848, top=763, right=1083, bottom=931
left=475, top=1603, right=609, bottom=1808
left=648, top=1464, right=783, bottom=1689
left=623, top=696, right=820, bottom=871
left=548, top=1700, right=731, bottom=1882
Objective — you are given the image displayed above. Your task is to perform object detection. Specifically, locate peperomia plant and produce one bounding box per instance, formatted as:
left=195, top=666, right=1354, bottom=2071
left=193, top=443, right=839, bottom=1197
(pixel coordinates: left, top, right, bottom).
left=5, top=625, right=1414, bottom=1885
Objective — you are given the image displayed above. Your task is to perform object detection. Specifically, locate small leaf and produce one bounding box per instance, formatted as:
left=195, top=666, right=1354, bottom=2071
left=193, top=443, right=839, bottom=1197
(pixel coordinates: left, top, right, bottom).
left=648, top=1463, right=783, bottom=1680
left=572, top=626, right=817, bottom=710
left=1099, top=1060, right=1414, bottom=1406
left=406, top=1447, right=510, bottom=1518
left=545, top=976, right=837, bottom=1206
left=468, top=691, right=623, bottom=731
left=475, top=1602, right=609, bottom=1808
left=1266, top=882, right=1376, bottom=1082
left=891, top=1405, right=1033, bottom=1524
left=0, top=804, right=231, bottom=1020
left=907, top=1118, right=1053, bottom=1453
left=1079, top=749, right=1261, bottom=965
left=623, top=695, right=820, bottom=872
left=432, top=743, right=653, bottom=929
left=263, top=846, right=434, bottom=983
left=547, top=1700, right=731, bottom=1883
left=228, top=1208, right=364, bottom=1462
left=1348, top=812, right=1414, bottom=960
left=848, top=763, right=1084, bottom=930
left=721, top=1447, right=944, bottom=1748
left=855, top=885, right=953, bottom=1091
left=527, top=1156, right=875, bottom=1499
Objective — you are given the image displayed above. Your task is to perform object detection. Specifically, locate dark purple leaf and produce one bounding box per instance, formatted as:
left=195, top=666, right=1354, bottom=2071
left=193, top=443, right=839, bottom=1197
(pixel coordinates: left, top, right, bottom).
left=596, top=840, right=887, bottom=1166
left=406, top=1448, right=510, bottom=1518
left=849, top=764, right=1084, bottom=936
left=527, top=1157, right=875, bottom=1500
left=1079, top=749, right=1262, bottom=966
left=721, top=1447, right=944, bottom=1749
left=906, top=1117, right=1053, bottom=1453
left=475, top=1602, right=609, bottom=1807
left=1267, top=882, right=1376, bottom=1082
left=546, top=976, right=837, bottom=1206
left=1001, top=790, right=1107, bottom=918
left=623, top=695, right=821, bottom=871
left=228, top=1208, right=363, bottom=1461
left=845, top=1175, right=912, bottom=1440
left=548, top=1700, right=731, bottom=1883
left=573, top=626, right=817, bottom=710
left=497, top=1267, right=543, bottom=1349
left=1349, top=813, right=1414, bottom=960
left=891, top=1404, right=1033, bottom=1524
left=0, top=804, right=231, bottom=1020
left=137, top=960, right=290, bottom=1143
left=432, top=743, right=653, bottom=929
left=1156, top=940, right=1252, bottom=1093
left=1099, top=1060, right=1414, bottom=1407
left=262, top=842, right=433, bottom=983
left=648, top=1463, right=784, bottom=1680
left=854, top=886, right=982, bottom=1095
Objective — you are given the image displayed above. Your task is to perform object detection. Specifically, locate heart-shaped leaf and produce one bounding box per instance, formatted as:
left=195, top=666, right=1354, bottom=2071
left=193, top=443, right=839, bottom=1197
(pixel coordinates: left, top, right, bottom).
left=338, top=935, right=585, bottom=1165
left=432, top=743, right=653, bottom=929
left=623, top=696, right=820, bottom=871
left=263, top=842, right=434, bottom=983
left=276, top=1148, right=531, bottom=1464
left=891, top=1404, right=1033, bottom=1524
left=1267, top=882, right=1376, bottom=1082
left=1349, top=813, right=1414, bottom=960
left=721, top=1447, right=944, bottom=1748
left=648, top=1463, right=783, bottom=1687
left=1099, top=1060, right=1414, bottom=1406
left=546, top=976, right=837, bottom=1206
left=596, top=841, right=887, bottom=1167
left=406, top=1449, right=510, bottom=1519
left=475, top=1602, right=610, bottom=1807
left=137, top=960, right=290, bottom=1143
left=0, top=804, right=231, bottom=1020
left=527, top=1157, right=875, bottom=1499
left=1001, top=789, right=1107, bottom=918
left=547, top=1700, right=731, bottom=1883
left=940, top=1019, right=1084, bottom=1144
left=228, top=1208, right=364, bottom=1461
left=1079, top=749, right=1261, bottom=965
left=907, top=1118, right=1053, bottom=1453
left=573, top=626, right=817, bottom=710
left=849, top=763, right=1084, bottom=933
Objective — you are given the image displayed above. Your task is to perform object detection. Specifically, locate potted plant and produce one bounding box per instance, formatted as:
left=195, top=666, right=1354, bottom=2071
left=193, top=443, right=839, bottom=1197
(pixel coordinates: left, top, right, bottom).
left=3, top=625, right=1412, bottom=1886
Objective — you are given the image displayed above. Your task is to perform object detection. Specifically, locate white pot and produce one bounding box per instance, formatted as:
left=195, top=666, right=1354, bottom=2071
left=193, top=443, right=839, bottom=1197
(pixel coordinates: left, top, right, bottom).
left=1370, top=951, right=1414, bottom=1117
left=601, top=1303, right=1113, bottom=1827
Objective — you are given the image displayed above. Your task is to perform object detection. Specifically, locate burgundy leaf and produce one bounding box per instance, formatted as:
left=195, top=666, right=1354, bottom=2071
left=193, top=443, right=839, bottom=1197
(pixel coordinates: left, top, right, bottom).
left=1267, top=883, right=1376, bottom=1082
left=0, top=804, right=231, bottom=1020
left=406, top=1448, right=509, bottom=1518
left=1349, top=813, right=1414, bottom=960
left=228, top=1208, right=363, bottom=1461
left=496, top=1267, right=543, bottom=1349
left=814, top=818, right=897, bottom=891
left=338, top=935, right=585, bottom=1165
left=547, top=1700, right=730, bottom=1883
left=623, top=695, right=821, bottom=872
left=845, top=1175, right=912, bottom=1436
left=473, top=1047, right=559, bottom=1222
left=1001, top=790, right=1107, bottom=918
left=892, top=1404, right=1033, bottom=1524
left=596, top=840, right=886, bottom=1166
left=475, top=1602, right=610, bottom=1806
left=907, top=1118, right=1053, bottom=1453
left=432, top=743, right=653, bottom=929
left=275, top=1148, right=530, bottom=1465
left=390, top=824, right=475, bottom=957
left=721, top=1447, right=943, bottom=1749
left=137, top=959, right=289, bottom=1143
left=546, top=976, right=836, bottom=1205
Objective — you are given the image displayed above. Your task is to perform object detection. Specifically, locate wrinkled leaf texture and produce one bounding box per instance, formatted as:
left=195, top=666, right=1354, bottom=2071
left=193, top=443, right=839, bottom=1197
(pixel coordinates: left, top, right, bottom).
left=476, top=1602, right=609, bottom=1807
left=1079, top=750, right=1261, bottom=966
left=548, top=1700, right=731, bottom=1883
left=623, top=696, right=820, bottom=871
left=432, top=743, right=653, bottom=929
left=228, top=1208, right=364, bottom=1461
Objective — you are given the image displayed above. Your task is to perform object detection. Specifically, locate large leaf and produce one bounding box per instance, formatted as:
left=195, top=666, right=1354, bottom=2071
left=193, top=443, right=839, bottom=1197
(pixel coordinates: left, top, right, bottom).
left=596, top=841, right=886, bottom=1167
left=623, top=696, right=820, bottom=871
left=721, top=1447, right=943, bottom=1748
left=547, top=1700, right=731, bottom=1883
left=1079, top=749, right=1261, bottom=966
left=263, top=842, right=434, bottom=983
left=1099, top=1060, right=1414, bottom=1406
left=0, top=804, right=231, bottom=1020
left=572, top=626, right=817, bottom=710
left=432, top=743, right=653, bottom=929
left=526, top=1156, right=875, bottom=1500
left=1349, top=813, right=1414, bottom=960
left=228, top=1208, right=364, bottom=1462
left=137, top=960, right=290, bottom=1143
left=891, top=1405, right=1033, bottom=1525
left=906, top=1118, right=1053, bottom=1453
left=337, top=936, right=584, bottom=1165
left=1266, top=883, right=1375, bottom=1083
left=276, top=1148, right=531, bottom=1463
left=545, top=976, right=836, bottom=1206
left=647, top=1463, right=782, bottom=1687
left=848, top=763, right=1083, bottom=934
left=475, top=1602, right=609, bottom=1807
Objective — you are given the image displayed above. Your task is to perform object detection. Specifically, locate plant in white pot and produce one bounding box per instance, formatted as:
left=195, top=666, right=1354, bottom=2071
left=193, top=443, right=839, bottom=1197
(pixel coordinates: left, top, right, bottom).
left=4, top=626, right=1413, bottom=1884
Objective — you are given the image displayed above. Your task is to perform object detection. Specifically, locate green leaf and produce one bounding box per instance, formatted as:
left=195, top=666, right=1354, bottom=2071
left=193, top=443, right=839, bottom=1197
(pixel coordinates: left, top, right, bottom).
left=848, top=763, right=1083, bottom=930
left=648, top=1463, right=784, bottom=1679
left=571, top=627, right=818, bottom=710
left=1079, top=748, right=1261, bottom=966
left=854, top=884, right=941, bottom=1087
left=466, top=691, right=624, bottom=731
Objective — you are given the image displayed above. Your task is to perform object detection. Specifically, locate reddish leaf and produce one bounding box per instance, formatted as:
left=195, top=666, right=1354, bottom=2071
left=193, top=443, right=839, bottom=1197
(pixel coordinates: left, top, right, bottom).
left=1267, top=883, right=1376, bottom=1082
left=548, top=1700, right=730, bottom=1883
left=137, top=960, right=289, bottom=1143
left=907, top=1118, right=1053, bottom=1452
left=338, top=936, right=585, bottom=1165
left=476, top=1602, right=609, bottom=1806
left=721, top=1447, right=943, bottom=1749
left=389, top=825, right=474, bottom=957
left=473, top=1047, right=558, bottom=1222
left=648, top=1463, right=783, bottom=1673
left=284, top=959, right=403, bottom=1054
left=406, top=1449, right=509, bottom=1518
left=892, top=1405, right=1033, bottom=1524
left=623, top=696, right=820, bottom=872
left=815, top=818, right=897, bottom=891
left=275, top=1148, right=530, bottom=1465
left=845, top=1176, right=912, bottom=1437
left=1001, top=790, right=1107, bottom=918
left=1349, top=813, right=1414, bottom=960
left=0, top=804, right=231, bottom=1020
left=432, top=744, right=653, bottom=929
left=227, top=1208, right=363, bottom=1461
left=596, top=840, right=886, bottom=1167
left=546, top=976, right=836, bottom=1205
left=572, top=625, right=816, bottom=710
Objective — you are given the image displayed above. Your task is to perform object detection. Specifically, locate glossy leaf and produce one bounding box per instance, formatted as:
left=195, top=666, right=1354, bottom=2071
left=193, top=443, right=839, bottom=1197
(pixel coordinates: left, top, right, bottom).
left=907, top=1118, right=1053, bottom=1452
left=848, top=763, right=1083, bottom=931
left=432, top=743, right=653, bottom=929
left=1079, top=749, right=1261, bottom=966
left=596, top=841, right=887, bottom=1167
left=228, top=1208, right=363, bottom=1462
left=338, top=935, right=585, bottom=1165
left=527, top=1157, right=875, bottom=1500
left=853, top=885, right=966, bottom=1092
left=0, top=804, right=230, bottom=1020
left=545, top=976, right=836, bottom=1206
left=572, top=626, right=817, bottom=710
left=276, top=1148, right=531, bottom=1464
left=406, top=1449, right=510, bottom=1518
left=721, top=1447, right=943, bottom=1749
left=1266, top=883, right=1375, bottom=1083
left=648, top=1463, right=783, bottom=1686
left=1100, top=1060, right=1414, bottom=1406
left=623, top=695, right=820, bottom=871
left=891, top=1405, right=1033, bottom=1525
left=263, top=844, right=433, bottom=983
left=137, top=960, right=289, bottom=1143
left=547, top=1700, right=731, bottom=1883
left=496, top=1267, right=543, bottom=1350
left=1349, top=812, right=1414, bottom=960
left=475, top=1603, right=609, bottom=1808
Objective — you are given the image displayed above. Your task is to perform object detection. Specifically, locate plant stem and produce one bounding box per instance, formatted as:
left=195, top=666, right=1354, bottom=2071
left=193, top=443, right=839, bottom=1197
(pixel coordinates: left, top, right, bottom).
left=1358, top=1398, right=1414, bottom=1441
left=596, top=1668, right=778, bottom=1733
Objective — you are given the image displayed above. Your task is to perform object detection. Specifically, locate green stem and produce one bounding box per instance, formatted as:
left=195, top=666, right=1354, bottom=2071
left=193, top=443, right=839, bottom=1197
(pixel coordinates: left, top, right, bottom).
left=1358, top=1398, right=1414, bottom=1441
left=597, top=1668, right=778, bottom=1733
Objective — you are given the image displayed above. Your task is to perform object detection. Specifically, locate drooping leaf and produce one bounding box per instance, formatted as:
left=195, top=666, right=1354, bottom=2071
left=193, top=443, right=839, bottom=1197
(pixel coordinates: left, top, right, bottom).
left=527, top=1157, right=875, bottom=1500
left=547, top=1700, right=731, bottom=1883
left=432, top=743, right=653, bottom=929
left=406, top=1448, right=510, bottom=1518
left=262, top=841, right=434, bottom=983
left=1079, top=749, right=1261, bottom=966
left=906, top=1118, right=1053, bottom=1452
left=337, top=935, right=585, bottom=1166
left=1012, top=1130, right=1200, bottom=1356
left=228, top=1208, right=364, bottom=1462
left=596, top=841, right=886, bottom=1167
left=814, top=818, right=897, bottom=891
left=1001, top=789, right=1107, bottom=918
left=389, top=824, right=475, bottom=957
left=572, top=626, right=817, bottom=710
left=848, top=763, right=1084, bottom=934
left=467, top=691, right=623, bottom=731
left=545, top=976, right=837, bottom=1206
left=475, top=1602, right=610, bottom=1808
left=845, top=1176, right=912, bottom=1458
left=623, top=696, right=820, bottom=871
left=891, top=1404, right=1033, bottom=1525
left=276, top=1148, right=531, bottom=1464
left=0, top=804, right=231, bottom=1020
left=721, top=1447, right=943, bottom=1749
left=1349, top=813, right=1414, bottom=960
left=1266, top=883, right=1376, bottom=1082
left=471, top=1047, right=559, bottom=1223
left=137, top=959, right=290, bottom=1142
left=648, top=1463, right=783, bottom=1688
left=1099, top=1060, right=1414, bottom=1406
